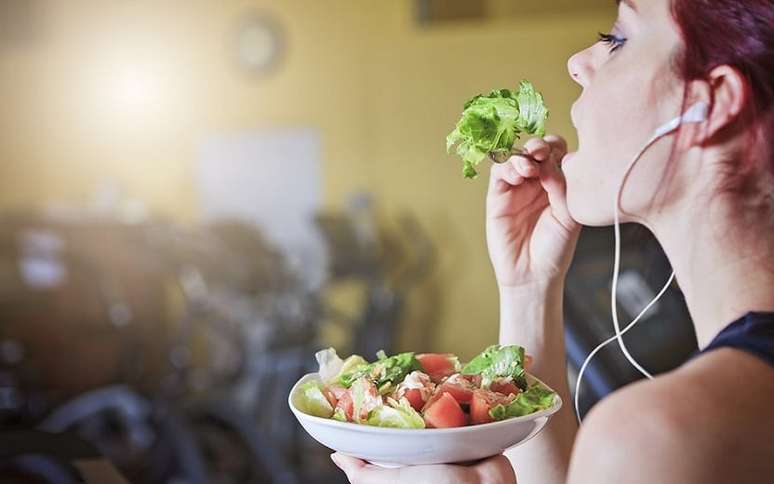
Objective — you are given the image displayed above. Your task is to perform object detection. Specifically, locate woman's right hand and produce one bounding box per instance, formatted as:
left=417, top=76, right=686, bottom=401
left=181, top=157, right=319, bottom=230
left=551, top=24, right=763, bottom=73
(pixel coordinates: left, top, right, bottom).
left=487, top=135, right=581, bottom=290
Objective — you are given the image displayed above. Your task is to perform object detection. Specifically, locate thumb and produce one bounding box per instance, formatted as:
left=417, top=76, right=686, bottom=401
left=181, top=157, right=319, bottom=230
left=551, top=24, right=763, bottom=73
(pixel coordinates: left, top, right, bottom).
left=538, top=156, right=578, bottom=232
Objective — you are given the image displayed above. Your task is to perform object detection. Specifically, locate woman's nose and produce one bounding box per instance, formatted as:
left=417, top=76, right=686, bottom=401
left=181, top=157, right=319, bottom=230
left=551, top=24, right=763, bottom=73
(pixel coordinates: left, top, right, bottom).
left=567, top=50, right=591, bottom=87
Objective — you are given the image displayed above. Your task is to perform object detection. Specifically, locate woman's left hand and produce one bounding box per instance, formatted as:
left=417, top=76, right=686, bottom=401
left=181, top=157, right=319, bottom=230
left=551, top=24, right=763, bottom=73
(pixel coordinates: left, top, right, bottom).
left=330, top=453, right=516, bottom=484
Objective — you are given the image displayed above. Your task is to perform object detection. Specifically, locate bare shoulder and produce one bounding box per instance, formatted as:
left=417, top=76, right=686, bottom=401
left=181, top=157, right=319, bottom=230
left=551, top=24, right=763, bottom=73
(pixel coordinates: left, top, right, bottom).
left=567, top=348, right=774, bottom=484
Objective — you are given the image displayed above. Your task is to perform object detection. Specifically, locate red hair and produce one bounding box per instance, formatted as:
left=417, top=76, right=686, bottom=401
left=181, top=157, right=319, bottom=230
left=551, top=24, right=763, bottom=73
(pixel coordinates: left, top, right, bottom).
left=670, top=0, right=774, bottom=194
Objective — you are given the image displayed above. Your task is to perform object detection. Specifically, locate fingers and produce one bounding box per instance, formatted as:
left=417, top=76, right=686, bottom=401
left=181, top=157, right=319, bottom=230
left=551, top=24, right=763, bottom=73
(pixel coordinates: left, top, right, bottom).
left=543, top=134, right=568, bottom=158
left=489, top=162, right=525, bottom=193
left=522, top=137, right=553, bottom=163
left=474, top=455, right=518, bottom=484
left=331, top=453, right=396, bottom=484
left=488, top=134, right=568, bottom=193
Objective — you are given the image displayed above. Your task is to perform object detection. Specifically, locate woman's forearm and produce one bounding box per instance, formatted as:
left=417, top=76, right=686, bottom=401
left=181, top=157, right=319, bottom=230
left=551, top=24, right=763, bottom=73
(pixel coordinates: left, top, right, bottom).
left=499, top=281, right=577, bottom=484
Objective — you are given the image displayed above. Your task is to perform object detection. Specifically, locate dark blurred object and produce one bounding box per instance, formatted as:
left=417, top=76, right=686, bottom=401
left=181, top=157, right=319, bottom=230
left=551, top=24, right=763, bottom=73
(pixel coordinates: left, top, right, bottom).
left=0, top=0, right=44, bottom=46
left=315, top=194, right=437, bottom=358
left=564, top=225, right=698, bottom=418
left=0, top=212, right=307, bottom=483
left=415, top=0, right=486, bottom=24
left=0, top=429, right=127, bottom=483
left=0, top=203, right=435, bottom=484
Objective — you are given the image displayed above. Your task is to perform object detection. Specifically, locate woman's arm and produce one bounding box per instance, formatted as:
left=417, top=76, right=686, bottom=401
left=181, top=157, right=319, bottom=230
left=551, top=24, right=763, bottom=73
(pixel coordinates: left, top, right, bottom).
left=499, top=281, right=577, bottom=484
left=486, top=135, right=580, bottom=484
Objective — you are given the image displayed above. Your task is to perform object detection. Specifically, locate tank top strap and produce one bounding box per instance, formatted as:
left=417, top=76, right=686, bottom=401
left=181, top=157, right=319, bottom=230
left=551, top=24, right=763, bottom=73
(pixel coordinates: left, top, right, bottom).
left=696, top=311, right=774, bottom=367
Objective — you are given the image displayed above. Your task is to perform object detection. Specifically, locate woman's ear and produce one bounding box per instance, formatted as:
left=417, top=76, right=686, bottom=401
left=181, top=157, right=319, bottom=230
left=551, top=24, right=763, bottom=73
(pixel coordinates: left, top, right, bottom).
left=677, top=66, right=748, bottom=150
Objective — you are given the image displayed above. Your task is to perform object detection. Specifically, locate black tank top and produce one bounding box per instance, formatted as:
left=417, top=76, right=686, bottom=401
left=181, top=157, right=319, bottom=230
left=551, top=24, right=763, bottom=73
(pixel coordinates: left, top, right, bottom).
left=695, top=311, right=774, bottom=366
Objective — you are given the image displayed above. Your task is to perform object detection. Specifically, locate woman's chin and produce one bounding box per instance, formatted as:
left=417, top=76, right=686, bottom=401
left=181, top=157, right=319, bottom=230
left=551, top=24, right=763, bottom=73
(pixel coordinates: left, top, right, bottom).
left=566, top=187, right=612, bottom=227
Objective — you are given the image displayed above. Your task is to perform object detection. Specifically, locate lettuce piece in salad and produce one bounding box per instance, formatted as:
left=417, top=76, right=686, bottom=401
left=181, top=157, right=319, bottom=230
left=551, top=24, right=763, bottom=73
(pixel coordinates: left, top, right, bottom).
left=446, top=80, right=549, bottom=179
left=316, top=348, right=368, bottom=384
left=350, top=377, right=383, bottom=424
left=297, top=381, right=334, bottom=418
left=461, top=345, right=528, bottom=389
left=489, top=384, right=555, bottom=421
left=315, top=348, right=344, bottom=383
left=339, top=354, right=368, bottom=377
left=331, top=407, right=348, bottom=422
left=367, top=398, right=425, bottom=429
left=338, top=352, right=422, bottom=389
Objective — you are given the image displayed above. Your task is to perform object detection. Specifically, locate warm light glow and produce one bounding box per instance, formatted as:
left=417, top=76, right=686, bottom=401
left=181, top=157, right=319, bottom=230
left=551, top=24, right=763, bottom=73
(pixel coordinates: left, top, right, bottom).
left=110, top=67, right=161, bottom=112
left=94, top=61, right=167, bottom=122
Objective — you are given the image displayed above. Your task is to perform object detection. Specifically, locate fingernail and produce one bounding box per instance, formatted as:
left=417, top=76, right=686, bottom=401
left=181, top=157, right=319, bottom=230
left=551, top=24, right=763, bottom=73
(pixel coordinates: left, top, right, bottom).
left=330, top=453, right=342, bottom=468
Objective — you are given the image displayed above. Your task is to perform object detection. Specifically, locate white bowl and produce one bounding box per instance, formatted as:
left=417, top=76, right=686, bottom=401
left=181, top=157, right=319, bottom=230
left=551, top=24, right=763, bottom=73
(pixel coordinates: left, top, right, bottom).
left=288, top=372, right=562, bottom=467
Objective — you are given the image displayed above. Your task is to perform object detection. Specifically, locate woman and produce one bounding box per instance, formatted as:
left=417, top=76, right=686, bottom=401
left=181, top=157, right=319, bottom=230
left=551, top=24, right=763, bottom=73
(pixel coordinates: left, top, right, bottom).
left=332, top=0, right=774, bottom=482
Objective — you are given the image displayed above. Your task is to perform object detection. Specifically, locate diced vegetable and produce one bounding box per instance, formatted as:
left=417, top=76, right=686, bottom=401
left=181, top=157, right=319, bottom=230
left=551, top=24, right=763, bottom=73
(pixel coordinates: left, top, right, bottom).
left=350, top=377, right=383, bottom=423
left=423, top=392, right=467, bottom=428
left=461, top=345, right=528, bottom=389
left=367, top=398, right=426, bottom=429
left=339, top=352, right=422, bottom=389
left=298, top=381, right=335, bottom=418
left=339, top=354, right=368, bottom=377
left=435, top=374, right=476, bottom=405
left=315, top=348, right=344, bottom=384
left=470, top=389, right=513, bottom=425
left=416, top=353, right=460, bottom=383
left=335, top=389, right=354, bottom=422
left=403, top=388, right=426, bottom=412
left=332, top=407, right=348, bottom=422
left=489, top=385, right=555, bottom=421
left=490, top=379, right=521, bottom=397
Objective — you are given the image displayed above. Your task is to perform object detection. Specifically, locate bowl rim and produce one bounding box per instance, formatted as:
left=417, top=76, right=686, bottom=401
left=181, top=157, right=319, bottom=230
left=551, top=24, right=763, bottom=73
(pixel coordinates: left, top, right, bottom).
left=288, top=372, right=563, bottom=435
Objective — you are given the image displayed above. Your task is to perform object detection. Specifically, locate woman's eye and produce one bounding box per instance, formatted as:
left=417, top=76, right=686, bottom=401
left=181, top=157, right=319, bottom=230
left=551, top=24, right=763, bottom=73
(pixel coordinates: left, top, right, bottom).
left=597, top=32, right=627, bottom=53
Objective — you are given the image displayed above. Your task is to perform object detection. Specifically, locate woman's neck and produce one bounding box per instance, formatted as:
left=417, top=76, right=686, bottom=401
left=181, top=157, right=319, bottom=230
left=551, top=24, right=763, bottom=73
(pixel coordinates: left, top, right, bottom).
left=649, top=191, right=774, bottom=348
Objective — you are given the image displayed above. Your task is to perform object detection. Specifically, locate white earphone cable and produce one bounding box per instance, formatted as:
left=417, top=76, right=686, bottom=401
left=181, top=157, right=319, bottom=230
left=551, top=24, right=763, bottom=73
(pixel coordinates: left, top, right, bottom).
left=573, top=132, right=677, bottom=424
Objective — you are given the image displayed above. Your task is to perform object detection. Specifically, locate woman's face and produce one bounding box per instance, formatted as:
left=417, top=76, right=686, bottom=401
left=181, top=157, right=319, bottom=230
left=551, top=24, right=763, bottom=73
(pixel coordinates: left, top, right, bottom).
left=563, top=0, right=687, bottom=226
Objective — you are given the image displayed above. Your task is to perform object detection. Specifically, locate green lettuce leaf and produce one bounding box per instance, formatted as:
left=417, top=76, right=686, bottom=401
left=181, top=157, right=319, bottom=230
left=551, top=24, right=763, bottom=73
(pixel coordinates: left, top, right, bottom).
left=367, top=398, right=425, bottom=429
left=461, top=344, right=527, bottom=389
left=338, top=352, right=422, bottom=389
left=489, top=384, right=556, bottom=421
left=516, top=80, right=548, bottom=137
left=447, top=80, right=549, bottom=179
left=297, top=381, right=334, bottom=418
left=331, top=407, right=348, bottom=422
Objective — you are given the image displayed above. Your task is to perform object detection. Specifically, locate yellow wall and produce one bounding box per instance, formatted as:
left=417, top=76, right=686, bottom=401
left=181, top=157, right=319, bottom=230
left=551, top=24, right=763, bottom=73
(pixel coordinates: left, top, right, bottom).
left=0, top=0, right=615, bottom=358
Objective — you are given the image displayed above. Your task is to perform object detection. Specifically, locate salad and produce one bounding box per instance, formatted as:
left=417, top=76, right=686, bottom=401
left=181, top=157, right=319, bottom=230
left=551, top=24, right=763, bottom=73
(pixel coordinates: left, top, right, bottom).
left=296, top=345, right=556, bottom=429
left=447, top=80, right=549, bottom=179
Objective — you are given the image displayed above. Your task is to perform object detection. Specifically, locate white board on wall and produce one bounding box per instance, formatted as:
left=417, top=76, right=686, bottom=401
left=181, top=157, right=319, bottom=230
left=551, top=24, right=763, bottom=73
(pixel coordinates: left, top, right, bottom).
left=195, top=128, right=326, bottom=288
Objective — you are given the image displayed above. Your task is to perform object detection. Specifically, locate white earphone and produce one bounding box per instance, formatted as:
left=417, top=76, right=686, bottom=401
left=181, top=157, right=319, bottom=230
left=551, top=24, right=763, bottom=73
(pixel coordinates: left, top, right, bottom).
left=653, top=101, right=710, bottom=138
left=574, top=101, right=709, bottom=423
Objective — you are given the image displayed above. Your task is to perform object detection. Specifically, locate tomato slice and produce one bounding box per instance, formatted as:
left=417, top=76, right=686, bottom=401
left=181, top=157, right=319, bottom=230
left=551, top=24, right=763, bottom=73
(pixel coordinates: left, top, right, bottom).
left=403, top=388, right=426, bottom=412
left=416, top=353, right=458, bottom=383
left=423, top=392, right=467, bottom=428
left=322, top=387, right=339, bottom=408
left=435, top=375, right=476, bottom=404
left=470, top=389, right=513, bottom=425
left=335, top=390, right=354, bottom=421
left=328, top=384, right=348, bottom=400
left=490, top=380, right=521, bottom=397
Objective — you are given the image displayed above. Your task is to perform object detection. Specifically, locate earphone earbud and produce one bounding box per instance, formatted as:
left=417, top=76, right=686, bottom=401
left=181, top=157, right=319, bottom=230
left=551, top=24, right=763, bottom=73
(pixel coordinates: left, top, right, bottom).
left=652, top=101, right=709, bottom=138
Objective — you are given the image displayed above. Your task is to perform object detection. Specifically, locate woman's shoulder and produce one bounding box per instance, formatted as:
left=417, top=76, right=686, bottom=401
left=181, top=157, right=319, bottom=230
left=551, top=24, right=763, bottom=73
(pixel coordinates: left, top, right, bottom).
left=567, top=348, right=774, bottom=484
